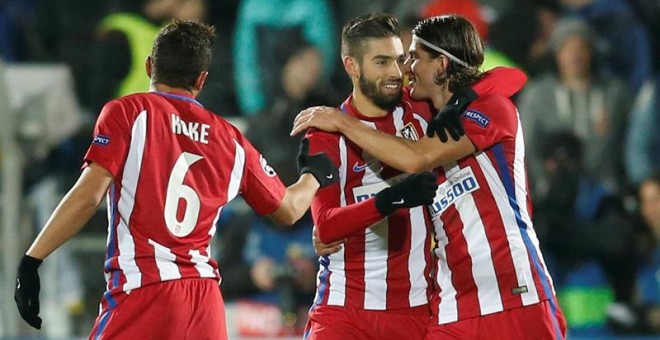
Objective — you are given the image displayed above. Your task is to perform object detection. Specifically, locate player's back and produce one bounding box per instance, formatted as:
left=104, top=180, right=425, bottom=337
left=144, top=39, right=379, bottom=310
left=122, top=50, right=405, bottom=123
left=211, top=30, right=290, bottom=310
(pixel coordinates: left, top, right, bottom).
left=87, top=91, right=251, bottom=296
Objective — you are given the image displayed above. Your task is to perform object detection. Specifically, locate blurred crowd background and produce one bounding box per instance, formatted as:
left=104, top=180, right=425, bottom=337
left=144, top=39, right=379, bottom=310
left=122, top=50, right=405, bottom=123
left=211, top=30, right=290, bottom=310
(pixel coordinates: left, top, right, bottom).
left=0, top=0, right=659, bottom=338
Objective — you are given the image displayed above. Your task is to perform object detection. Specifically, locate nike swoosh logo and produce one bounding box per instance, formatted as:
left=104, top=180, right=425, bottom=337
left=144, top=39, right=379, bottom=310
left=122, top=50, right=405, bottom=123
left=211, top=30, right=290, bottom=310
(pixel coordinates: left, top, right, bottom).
left=16, top=278, right=20, bottom=289
left=392, top=199, right=405, bottom=205
left=353, top=162, right=369, bottom=172
left=326, top=174, right=333, bottom=179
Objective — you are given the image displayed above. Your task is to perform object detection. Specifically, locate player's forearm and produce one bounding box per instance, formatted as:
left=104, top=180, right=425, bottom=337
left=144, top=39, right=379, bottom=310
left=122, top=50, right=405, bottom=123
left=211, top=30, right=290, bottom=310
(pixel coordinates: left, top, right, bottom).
left=314, top=199, right=383, bottom=243
left=26, top=184, right=104, bottom=260
left=271, top=174, right=320, bottom=225
left=336, top=115, right=436, bottom=173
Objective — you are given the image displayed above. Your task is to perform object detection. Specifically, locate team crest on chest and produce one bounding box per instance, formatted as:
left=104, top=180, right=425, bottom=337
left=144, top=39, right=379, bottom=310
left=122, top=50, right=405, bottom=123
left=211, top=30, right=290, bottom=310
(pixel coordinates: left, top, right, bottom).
left=400, top=122, right=420, bottom=141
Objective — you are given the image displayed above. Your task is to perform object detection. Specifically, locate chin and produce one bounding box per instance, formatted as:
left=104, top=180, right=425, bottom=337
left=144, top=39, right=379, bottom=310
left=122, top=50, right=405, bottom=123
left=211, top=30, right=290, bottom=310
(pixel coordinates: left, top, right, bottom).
left=409, top=87, right=423, bottom=100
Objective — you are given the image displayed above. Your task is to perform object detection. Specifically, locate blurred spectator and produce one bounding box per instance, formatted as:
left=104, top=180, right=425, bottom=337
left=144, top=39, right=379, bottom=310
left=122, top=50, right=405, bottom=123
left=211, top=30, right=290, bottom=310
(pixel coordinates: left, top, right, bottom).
left=245, top=28, right=340, bottom=185
left=533, top=130, right=640, bottom=335
left=625, top=73, right=660, bottom=187
left=559, top=0, right=652, bottom=95
left=31, top=0, right=107, bottom=108
left=233, top=0, right=336, bottom=116
left=0, top=0, right=39, bottom=61
left=627, top=0, right=660, bottom=70
left=219, top=211, right=317, bottom=337
left=487, top=0, right=561, bottom=76
left=637, top=174, right=660, bottom=334
left=421, top=0, right=489, bottom=40
left=88, top=0, right=207, bottom=113
left=196, top=2, right=240, bottom=116
left=519, top=18, right=631, bottom=196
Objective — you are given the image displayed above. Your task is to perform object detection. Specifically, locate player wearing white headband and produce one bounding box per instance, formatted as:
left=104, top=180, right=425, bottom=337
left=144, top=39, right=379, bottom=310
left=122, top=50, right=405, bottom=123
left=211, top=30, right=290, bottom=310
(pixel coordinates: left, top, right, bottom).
left=293, top=15, right=566, bottom=340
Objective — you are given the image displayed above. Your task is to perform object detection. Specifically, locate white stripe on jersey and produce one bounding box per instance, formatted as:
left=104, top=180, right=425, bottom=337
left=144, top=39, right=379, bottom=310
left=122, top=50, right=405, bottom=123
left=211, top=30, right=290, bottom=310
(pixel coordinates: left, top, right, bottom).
left=361, top=121, right=389, bottom=310
left=513, top=112, right=555, bottom=295
left=117, top=110, right=147, bottom=291
left=227, top=140, right=245, bottom=201
left=104, top=187, right=114, bottom=287
left=208, top=206, right=223, bottom=283
left=433, top=217, right=460, bottom=324
left=476, top=153, right=540, bottom=305
left=327, top=136, right=347, bottom=306
left=189, top=249, right=216, bottom=278
left=392, top=107, right=405, bottom=134
left=445, top=163, right=504, bottom=315
left=148, top=239, right=182, bottom=281
left=413, top=113, right=428, bottom=132
left=408, top=206, right=429, bottom=306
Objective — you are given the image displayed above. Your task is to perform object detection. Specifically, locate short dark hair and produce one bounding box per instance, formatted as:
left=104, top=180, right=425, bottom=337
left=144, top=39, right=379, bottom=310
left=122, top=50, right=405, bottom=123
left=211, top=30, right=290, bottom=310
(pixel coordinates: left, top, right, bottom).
left=412, top=15, right=484, bottom=91
left=150, top=20, right=216, bottom=90
left=341, top=13, right=400, bottom=61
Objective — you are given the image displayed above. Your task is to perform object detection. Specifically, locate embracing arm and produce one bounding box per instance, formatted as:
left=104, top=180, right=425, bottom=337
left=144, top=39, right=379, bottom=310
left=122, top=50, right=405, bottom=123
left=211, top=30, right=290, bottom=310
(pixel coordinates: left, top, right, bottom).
left=26, top=163, right=113, bottom=260
left=292, top=110, right=475, bottom=173
left=269, top=173, right=321, bottom=225
left=313, top=193, right=384, bottom=244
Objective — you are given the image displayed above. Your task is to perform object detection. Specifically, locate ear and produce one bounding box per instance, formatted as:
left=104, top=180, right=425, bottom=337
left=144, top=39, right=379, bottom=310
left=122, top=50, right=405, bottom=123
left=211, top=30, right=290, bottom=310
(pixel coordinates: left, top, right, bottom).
left=145, top=56, right=153, bottom=78
left=438, top=55, right=450, bottom=74
left=343, top=56, right=360, bottom=78
left=194, top=71, right=208, bottom=92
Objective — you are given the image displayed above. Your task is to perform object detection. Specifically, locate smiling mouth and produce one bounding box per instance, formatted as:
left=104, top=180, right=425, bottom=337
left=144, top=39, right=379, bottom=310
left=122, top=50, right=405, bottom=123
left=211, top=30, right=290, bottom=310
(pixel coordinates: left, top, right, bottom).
left=382, top=82, right=402, bottom=91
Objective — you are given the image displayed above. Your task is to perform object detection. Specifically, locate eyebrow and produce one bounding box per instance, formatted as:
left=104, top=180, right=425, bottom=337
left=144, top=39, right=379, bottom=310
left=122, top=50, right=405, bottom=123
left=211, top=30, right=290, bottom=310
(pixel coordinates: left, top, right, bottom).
left=372, top=54, right=395, bottom=61
left=372, top=53, right=405, bottom=61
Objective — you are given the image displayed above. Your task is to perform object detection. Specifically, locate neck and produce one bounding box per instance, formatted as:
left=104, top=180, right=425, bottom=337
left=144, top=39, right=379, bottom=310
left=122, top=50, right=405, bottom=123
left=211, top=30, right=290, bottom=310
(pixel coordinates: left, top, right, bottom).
left=351, top=86, right=388, bottom=118
left=561, top=73, right=590, bottom=92
left=151, top=82, right=198, bottom=97
left=430, top=85, right=453, bottom=111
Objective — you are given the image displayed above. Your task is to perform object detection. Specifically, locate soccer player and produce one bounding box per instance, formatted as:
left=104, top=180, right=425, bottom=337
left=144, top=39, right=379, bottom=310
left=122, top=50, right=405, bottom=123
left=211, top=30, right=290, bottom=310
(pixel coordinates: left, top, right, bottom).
left=302, top=14, right=529, bottom=340
left=302, top=14, right=439, bottom=340
left=13, top=20, right=338, bottom=339
left=293, top=15, right=567, bottom=340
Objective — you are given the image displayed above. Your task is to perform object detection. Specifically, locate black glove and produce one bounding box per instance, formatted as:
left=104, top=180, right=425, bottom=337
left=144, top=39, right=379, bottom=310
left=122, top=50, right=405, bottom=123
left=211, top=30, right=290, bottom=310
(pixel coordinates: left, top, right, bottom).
left=15, top=254, right=43, bottom=329
left=426, top=87, right=477, bottom=142
left=297, top=138, right=339, bottom=188
left=375, top=172, right=438, bottom=216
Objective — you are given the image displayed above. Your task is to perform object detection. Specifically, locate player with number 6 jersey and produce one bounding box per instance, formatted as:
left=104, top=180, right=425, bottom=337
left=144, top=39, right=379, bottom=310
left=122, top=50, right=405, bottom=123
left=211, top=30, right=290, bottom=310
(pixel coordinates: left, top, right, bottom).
left=13, top=20, right=338, bottom=340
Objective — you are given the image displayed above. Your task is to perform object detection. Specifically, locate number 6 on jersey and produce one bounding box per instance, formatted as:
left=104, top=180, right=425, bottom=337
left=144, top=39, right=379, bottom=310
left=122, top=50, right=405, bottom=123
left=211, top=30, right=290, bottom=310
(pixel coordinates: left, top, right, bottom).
left=164, top=152, right=203, bottom=237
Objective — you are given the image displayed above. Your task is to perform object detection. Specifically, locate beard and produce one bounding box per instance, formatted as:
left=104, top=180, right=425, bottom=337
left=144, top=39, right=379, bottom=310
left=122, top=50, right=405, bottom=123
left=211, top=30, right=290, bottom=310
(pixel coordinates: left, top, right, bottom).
left=358, top=72, right=402, bottom=111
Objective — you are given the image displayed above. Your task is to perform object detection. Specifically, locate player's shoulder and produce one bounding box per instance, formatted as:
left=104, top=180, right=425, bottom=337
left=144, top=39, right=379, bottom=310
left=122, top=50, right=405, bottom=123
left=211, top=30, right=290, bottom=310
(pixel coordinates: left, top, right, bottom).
left=305, top=127, right=341, bottom=144
left=105, top=92, right=158, bottom=113
left=402, top=87, right=434, bottom=117
left=471, top=93, right=516, bottom=115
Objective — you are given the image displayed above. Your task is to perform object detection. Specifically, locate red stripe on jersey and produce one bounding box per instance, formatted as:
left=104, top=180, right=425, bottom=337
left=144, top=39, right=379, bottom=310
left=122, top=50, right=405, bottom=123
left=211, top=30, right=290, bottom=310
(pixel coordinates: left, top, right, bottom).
left=387, top=212, right=412, bottom=309
left=442, top=207, right=481, bottom=319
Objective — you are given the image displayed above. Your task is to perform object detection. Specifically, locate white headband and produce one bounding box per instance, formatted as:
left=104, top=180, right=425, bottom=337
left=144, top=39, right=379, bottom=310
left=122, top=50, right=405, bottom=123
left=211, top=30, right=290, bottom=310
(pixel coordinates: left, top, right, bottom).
left=412, top=34, right=471, bottom=69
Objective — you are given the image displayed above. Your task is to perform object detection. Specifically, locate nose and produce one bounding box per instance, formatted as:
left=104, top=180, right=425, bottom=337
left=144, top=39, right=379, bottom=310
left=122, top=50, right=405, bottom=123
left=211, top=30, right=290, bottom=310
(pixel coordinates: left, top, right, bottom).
left=391, top=62, right=403, bottom=79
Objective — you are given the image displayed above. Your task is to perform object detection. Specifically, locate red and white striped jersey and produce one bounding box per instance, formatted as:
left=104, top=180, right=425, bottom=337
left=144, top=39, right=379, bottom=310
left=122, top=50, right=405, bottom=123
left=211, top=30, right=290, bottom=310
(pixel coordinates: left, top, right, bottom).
left=308, top=90, right=436, bottom=311
left=83, top=91, right=286, bottom=311
left=429, top=93, right=556, bottom=324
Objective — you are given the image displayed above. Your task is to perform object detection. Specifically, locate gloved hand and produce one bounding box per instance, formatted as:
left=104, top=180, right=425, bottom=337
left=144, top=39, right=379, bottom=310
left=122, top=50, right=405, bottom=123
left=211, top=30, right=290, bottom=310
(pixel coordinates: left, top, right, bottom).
left=15, top=254, right=43, bottom=329
left=297, top=138, right=339, bottom=188
left=426, top=87, right=478, bottom=142
left=375, top=172, right=438, bottom=216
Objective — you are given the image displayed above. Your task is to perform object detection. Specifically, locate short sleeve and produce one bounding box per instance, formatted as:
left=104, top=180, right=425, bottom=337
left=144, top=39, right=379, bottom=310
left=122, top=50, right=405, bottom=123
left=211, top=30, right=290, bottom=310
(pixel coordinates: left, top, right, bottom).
left=462, top=95, right=518, bottom=151
left=237, top=133, right=287, bottom=216
left=83, top=100, right=132, bottom=177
